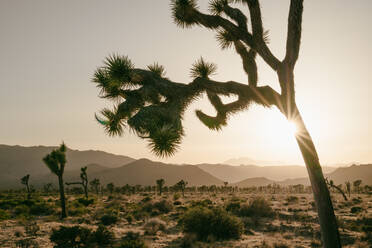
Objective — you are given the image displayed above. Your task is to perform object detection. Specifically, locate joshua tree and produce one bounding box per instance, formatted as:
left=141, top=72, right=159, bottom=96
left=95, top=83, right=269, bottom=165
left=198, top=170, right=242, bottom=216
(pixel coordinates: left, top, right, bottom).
left=66, top=166, right=89, bottom=199
left=106, top=182, right=114, bottom=195
left=325, top=178, right=348, bottom=201
left=175, top=180, right=188, bottom=197
left=345, top=181, right=351, bottom=198
left=353, top=179, right=362, bottom=194
left=90, top=178, right=101, bottom=195
left=42, top=143, right=67, bottom=219
left=43, top=183, right=53, bottom=194
left=21, top=174, right=31, bottom=199
left=156, top=178, right=165, bottom=195
left=93, top=0, right=341, bottom=246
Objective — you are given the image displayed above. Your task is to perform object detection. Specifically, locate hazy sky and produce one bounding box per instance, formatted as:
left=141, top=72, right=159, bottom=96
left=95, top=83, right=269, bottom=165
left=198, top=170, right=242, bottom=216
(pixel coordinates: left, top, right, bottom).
left=0, top=0, right=371, bottom=165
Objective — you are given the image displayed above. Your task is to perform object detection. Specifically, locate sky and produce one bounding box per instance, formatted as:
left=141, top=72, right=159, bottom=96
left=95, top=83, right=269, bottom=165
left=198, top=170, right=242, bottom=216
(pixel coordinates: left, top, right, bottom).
left=0, top=0, right=371, bottom=165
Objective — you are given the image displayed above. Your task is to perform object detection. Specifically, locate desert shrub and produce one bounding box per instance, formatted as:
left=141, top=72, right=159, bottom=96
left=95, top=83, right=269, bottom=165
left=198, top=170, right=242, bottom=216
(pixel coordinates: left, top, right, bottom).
left=239, top=197, right=274, bottom=218
left=126, top=215, right=133, bottom=224
left=50, top=225, right=114, bottom=248
left=225, top=199, right=241, bottom=215
left=153, top=200, right=173, bottom=213
left=119, top=232, right=148, bottom=248
left=15, top=237, right=39, bottom=248
left=182, top=206, right=243, bottom=241
left=91, top=225, right=115, bottom=247
left=0, top=209, right=10, bottom=220
left=350, top=206, right=363, bottom=213
left=173, top=193, right=181, bottom=201
left=141, top=196, right=152, bottom=203
left=144, top=218, right=167, bottom=235
left=100, top=212, right=118, bottom=226
left=142, top=200, right=173, bottom=216
left=190, top=199, right=212, bottom=208
left=24, top=220, right=40, bottom=237
left=286, top=195, right=299, bottom=204
left=273, top=242, right=290, bottom=248
left=14, top=205, right=30, bottom=217
left=29, top=202, right=54, bottom=215
left=77, top=198, right=94, bottom=206
left=50, top=226, right=92, bottom=248
left=352, top=197, right=362, bottom=204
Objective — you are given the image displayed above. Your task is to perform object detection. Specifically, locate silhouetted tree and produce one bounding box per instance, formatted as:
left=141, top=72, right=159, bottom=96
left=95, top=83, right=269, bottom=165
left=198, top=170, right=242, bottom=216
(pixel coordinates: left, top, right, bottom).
left=43, top=183, right=53, bottom=194
left=345, top=181, right=351, bottom=198
left=90, top=178, right=100, bottom=195
left=93, top=1, right=340, bottom=246
left=66, top=166, right=89, bottom=199
left=175, top=180, right=188, bottom=197
left=325, top=178, right=348, bottom=201
left=107, top=183, right=114, bottom=195
left=21, top=174, right=31, bottom=199
left=353, top=179, right=362, bottom=194
left=43, top=142, right=67, bottom=219
left=156, top=178, right=165, bottom=195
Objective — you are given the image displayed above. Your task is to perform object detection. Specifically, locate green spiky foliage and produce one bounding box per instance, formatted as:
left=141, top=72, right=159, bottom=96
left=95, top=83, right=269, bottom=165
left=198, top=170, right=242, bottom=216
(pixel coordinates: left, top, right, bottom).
left=93, top=1, right=341, bottom=246
left=21, top=174, right=31, bottom=199
left=43, top=143, right=68, bottom=218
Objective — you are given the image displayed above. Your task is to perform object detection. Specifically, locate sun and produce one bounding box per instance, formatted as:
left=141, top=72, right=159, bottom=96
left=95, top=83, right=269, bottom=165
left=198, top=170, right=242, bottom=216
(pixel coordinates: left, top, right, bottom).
left=258, top=110, right=300, bottom=157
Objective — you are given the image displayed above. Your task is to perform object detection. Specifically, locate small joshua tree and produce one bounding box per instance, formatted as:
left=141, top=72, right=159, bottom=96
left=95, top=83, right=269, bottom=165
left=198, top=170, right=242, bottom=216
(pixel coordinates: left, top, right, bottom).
left=107, top=182, right=114, bottom=195
left=345, top=181, right=351, bottom=198
left=156, top=179, right=165, bottom=196
left=93, top=0, right=341, bottom=246
left=353, top=180, right=362, bottom=194
left=21, top=174, right=31, bottom=200
left=66, top=166, right=89, bottom=199
left=325, top=178, right=348, bottom=201
left=175, top=180, right=188, bottom=197
left=90, top=178, right=101, bottom=195
left=43, top=142, right=67, bottom=219
left=43, top=183, right=53, bottom=194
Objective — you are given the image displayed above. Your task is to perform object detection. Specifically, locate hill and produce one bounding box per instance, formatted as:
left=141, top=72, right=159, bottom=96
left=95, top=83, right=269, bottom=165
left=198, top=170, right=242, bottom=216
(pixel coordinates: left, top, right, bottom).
left=0, top=144, right=134, bottom=188
left=30, top=159, right=224, bottom=188
left=197, top=163, right=336, bottom=183
left=232, top=164, right=372, bottom=187
left=231, top=177, right=274, bottom=187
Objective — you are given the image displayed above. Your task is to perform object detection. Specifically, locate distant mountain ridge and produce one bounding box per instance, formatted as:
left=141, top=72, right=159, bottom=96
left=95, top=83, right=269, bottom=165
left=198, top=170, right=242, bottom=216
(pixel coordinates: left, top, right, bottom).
left=28, top=159, right=224, bottom=189
left=232, top=164, right=372, bottom=187
left=0, top=144, right=134, bottom=188
left=224, top=157, right=285, bottom=166
left=0, top=144, right=370, bottom=189
left=196, top=163, right=337, bottom=183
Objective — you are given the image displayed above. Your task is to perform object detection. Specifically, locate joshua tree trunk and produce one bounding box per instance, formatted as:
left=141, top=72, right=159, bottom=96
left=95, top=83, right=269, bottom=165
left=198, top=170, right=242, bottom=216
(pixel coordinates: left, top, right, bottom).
left=293, top=107, right=341, bottom=248
left=58, top=175, right=67, bottom=219
left=26, top=184, right=31, bottom=200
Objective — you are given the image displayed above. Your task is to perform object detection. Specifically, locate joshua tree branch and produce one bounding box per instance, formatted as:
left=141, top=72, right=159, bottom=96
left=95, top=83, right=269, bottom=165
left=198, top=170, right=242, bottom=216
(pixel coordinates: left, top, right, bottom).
left=233, top=40, right=257, bottom=86
left=284, top=0, right=303, bottom=67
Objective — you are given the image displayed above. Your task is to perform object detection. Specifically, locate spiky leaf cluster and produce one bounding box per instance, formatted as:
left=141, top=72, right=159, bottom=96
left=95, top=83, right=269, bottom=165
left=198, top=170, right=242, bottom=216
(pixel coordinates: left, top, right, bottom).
left=147, top=63, right=166, bottom=78
left=209, top=0, right=229, bottom=15
left=21, top=174, right=30, bottom=186
left=42, top=143, right=67, bottom=176
left=171, top=0, right=198, bottom=28
left=216, top=29, right=235, bottom=49
left=190, top=57, right=217, bottom=79
left=93, top=55, right=209, bottom=157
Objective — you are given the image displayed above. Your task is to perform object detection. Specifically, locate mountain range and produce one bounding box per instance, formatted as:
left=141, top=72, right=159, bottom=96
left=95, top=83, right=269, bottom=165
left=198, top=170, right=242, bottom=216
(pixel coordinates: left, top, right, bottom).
left=0, top=144, right=370, bottom=189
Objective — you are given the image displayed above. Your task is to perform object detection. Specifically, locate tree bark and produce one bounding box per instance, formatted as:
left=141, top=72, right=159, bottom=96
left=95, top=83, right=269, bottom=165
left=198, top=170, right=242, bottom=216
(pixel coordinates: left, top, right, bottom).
left=58, top=175, right=67, bottom=219
left=293, top=106, right=341, bottom=248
